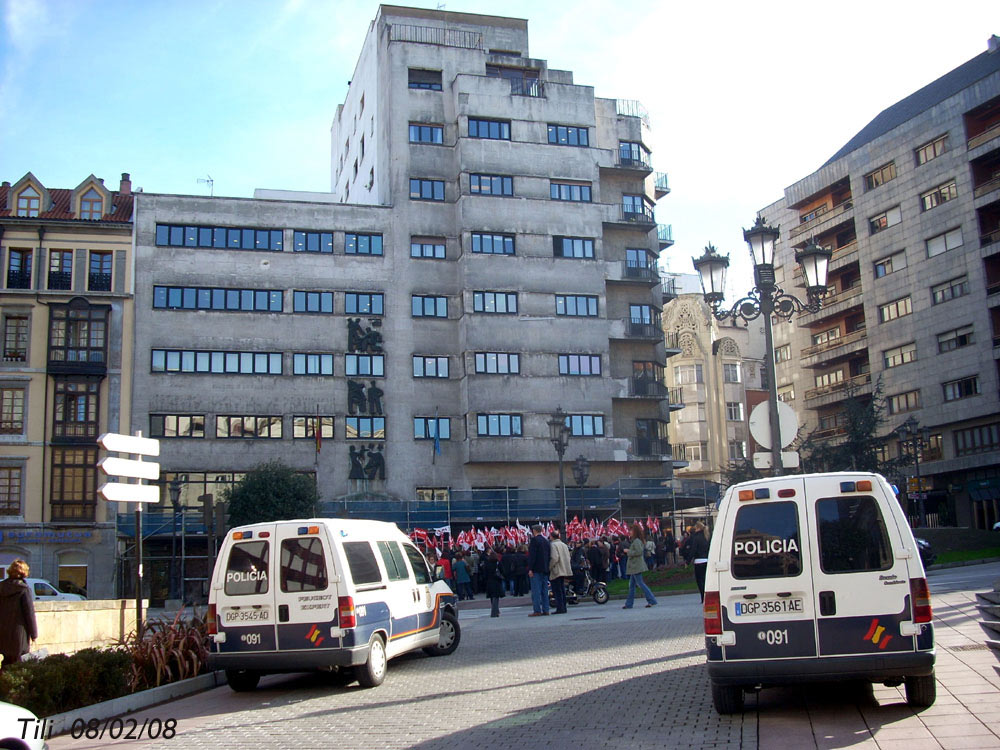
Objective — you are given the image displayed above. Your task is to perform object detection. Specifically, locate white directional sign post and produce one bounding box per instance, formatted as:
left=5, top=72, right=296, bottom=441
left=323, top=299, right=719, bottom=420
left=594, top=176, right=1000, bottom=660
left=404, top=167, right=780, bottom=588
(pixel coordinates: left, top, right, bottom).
left=98, top=432, right=161, bottom=635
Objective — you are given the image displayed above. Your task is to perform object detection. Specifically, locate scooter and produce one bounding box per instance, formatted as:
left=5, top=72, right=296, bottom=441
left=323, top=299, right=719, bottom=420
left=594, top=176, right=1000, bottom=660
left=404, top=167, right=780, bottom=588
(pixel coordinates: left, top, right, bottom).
left=549, top=569, right=609, bottom=607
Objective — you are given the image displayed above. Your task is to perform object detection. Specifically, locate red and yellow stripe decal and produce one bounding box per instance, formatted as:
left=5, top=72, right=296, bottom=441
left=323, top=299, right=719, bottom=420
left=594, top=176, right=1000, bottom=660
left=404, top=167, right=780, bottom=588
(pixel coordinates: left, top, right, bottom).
left=389, top=592, right=455, bottom=641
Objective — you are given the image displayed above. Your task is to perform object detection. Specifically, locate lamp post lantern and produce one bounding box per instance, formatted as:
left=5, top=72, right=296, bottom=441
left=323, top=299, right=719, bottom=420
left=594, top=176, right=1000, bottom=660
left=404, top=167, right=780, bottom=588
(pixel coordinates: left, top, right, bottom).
left=896, top=416, right=931, bottom=528
left=693, top=217, right=831, bottom=475
left=547, top=407, right=572, bottom=529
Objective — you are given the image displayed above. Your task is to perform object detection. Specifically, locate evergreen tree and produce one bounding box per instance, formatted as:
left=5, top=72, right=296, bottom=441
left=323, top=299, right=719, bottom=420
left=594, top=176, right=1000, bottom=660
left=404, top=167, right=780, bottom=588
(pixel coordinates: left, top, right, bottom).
left=223, top=460, right=318, bottom=529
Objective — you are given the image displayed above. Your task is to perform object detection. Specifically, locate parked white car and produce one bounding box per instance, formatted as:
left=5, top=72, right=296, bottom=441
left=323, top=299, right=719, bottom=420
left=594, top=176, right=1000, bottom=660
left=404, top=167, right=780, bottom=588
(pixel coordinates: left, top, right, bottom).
left=0, top=700, right=47, bottom=750
left=23, top=578, right=84, bottom=601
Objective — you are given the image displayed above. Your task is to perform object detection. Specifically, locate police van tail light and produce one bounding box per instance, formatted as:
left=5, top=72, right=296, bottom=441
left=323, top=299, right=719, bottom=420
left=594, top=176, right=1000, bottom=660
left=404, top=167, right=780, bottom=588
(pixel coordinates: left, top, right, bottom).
left=206, top=603, right=218, bottom=635
left=339, top=596, right=357, bottom=628
left=911, top=578, right=932, bottom=623
left=704, top=591, right=722, bottom=635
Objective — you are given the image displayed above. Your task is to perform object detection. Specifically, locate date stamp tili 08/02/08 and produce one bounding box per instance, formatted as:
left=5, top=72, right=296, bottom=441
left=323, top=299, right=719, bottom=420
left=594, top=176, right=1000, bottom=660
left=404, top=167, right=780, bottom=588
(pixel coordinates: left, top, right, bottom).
left=13, top=716, right=179, bottom=743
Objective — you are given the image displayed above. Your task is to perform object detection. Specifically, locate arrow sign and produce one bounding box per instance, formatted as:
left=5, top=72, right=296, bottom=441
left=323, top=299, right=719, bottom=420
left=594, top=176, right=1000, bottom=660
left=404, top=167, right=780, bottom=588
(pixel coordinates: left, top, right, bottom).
left=98, top=456, right=160, bottom=481
left=98, top=482, right=160, bottom=504
left=97, top=432, right=160, bottom=457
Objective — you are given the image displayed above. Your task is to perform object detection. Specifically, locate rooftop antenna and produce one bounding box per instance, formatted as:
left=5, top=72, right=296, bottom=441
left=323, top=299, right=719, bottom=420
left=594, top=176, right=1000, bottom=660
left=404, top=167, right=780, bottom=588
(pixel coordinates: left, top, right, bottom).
left=197, top=175, right=214, bottom=197
left=437, top=3, right=445, bottom=8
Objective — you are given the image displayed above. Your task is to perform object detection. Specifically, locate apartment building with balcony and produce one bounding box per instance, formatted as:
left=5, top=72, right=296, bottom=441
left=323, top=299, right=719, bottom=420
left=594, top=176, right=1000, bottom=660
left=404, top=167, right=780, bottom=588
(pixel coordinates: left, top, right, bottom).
left=660, top=273, right=767, bottom=484
left=758, top=36, right=1000, bottom=529
left=0, top=172, right=135, bottom=597
left=129, top=5, right=678, bottom=547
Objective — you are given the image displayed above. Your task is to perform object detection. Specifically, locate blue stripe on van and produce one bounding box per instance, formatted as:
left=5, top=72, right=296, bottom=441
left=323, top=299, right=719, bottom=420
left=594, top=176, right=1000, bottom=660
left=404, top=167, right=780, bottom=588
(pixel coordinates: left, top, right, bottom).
left=817, top=597, right=917, bottom=656
left=278, top=620, right=341, bottom=650
left=342, top=601, right=391, bottom=648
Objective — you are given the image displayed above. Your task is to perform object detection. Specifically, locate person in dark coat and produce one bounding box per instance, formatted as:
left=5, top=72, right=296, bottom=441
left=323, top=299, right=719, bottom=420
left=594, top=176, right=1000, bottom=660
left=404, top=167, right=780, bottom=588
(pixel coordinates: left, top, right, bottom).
left=500, top=545, right=517, bottom=595
left=587, top=539, right=606, bottom=583
left=527, top=524, right=551, bottom=616
left=0, top=559, right=38, bottom=671
left=483, top=548, right=505, bottom=617
left=689, top=522, right=711, bottom=602
left=512, top=545, right=529, bottom=596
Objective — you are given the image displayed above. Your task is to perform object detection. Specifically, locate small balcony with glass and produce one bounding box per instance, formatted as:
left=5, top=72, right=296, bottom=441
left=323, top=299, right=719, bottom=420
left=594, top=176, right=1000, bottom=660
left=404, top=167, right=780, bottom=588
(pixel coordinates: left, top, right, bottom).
left=788, top=178, right=853, bottom=240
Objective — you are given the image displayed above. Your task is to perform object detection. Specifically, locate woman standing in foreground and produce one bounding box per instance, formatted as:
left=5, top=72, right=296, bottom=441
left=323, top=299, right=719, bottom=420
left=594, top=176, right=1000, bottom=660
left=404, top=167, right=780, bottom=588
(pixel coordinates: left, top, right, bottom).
left=0, top=559, right=38, bottom=671
left=690, top=521, right=711, bottom=602
left=622, top=524, right=657, bottom=609
left=483, top=548, right=505, bottom=617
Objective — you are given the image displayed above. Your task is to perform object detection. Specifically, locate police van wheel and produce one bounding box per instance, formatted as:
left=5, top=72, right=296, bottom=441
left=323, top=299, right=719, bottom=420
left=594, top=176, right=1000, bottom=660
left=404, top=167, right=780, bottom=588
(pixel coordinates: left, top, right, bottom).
left=355, top=635, right=387, bottom=688
left=711, top=681, right=744, bottom=714
left=593, top=587, right=609, bottom=605
left=423, top=611, right=461, bottom=656
left=225, top=669, right=261, bottom=692
left=904, top=672, right=936, bottom=707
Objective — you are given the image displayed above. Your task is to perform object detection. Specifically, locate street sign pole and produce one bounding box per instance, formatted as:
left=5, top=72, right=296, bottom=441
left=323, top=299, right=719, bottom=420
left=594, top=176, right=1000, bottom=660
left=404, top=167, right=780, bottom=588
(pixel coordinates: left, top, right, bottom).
left=98, top=431, right=161, bottom=639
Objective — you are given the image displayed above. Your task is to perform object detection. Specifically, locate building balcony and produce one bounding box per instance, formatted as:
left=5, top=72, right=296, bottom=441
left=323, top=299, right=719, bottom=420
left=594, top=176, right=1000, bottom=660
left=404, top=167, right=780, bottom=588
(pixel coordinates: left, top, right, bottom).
left=47, top=350, right=108, bottom=376
left=982, top=227, right=1000, bottom=251
left=628, top=377, right=669, bottom=399
left=654, top=172, right=670, bottom=199
left=657, top=224, right=674, bottom=248
left=509, top=78, right=544, bottom=97
left=607, top=259, right=659, bottom=285
left=88, top=273, right=112, bottom=292
left=615, top=99, right=650, bottom=128
left=48, top=272, right=72, bottom=291
left=794, top=240, right=858, bottom=281
left=604, top=204, right=656, bottom=229
left=789, top=200, right=853, bottom=240
left=968, top=121, right=1000, bottom=151
left=6, top=270, right=31, bottom=290
left=800, top=329, right=868, bottom=368
left=1, top=349, right=26, bottom=363
left=610, top=153, right=653, bottom=175
left=661, top=278, right=678, bottom=302
left=667, top=386, right=684, bottom=411
left=796, top=284, right=863, bottom=326
left=629, top=437, right=671, bottom=460
left=803, top=372, right=872, bottom=405
left=389, top=22, right=483, bottom=49
left=974, top=175, right=1000, bottom=200
left=664, top=332, right=681, bottom=356
left=623, top=318, right=663, bottom=340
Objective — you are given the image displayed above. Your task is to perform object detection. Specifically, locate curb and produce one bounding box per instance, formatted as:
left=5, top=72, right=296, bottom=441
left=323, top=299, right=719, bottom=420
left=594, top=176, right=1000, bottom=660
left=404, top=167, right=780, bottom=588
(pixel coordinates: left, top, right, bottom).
left=927, top=556, right=1000, bottom=570
left=44, top=671, right=225, bottom=737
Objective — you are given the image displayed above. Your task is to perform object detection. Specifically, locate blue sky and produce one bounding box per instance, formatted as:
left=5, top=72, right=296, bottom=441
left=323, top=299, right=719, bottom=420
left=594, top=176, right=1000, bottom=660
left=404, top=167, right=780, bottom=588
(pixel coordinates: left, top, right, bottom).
left=1, top=0, right=997, bottom=290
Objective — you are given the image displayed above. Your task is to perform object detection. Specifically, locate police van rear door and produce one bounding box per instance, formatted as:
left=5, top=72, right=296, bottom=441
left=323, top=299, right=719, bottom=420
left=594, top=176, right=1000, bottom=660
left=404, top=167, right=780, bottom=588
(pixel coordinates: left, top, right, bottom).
left=216, top=525, right=276, bottom=655
left=718, top=476, right=818, bottom=661
left=273, top=523, right=341, bottom=652
left=803, top=475, right=916, bottom=656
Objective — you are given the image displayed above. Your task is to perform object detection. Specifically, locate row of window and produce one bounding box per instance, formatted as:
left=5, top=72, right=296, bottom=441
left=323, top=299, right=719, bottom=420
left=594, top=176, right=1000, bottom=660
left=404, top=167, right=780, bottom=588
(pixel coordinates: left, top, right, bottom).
left=5, top=249, right=114, bottom=292
left=154, top=225, right=383, bottom=256
left=145, top=413, right=605, bottom=440
left=673, top=363, right=742, bottom=384
left=861, top=134, right=949, bottom=196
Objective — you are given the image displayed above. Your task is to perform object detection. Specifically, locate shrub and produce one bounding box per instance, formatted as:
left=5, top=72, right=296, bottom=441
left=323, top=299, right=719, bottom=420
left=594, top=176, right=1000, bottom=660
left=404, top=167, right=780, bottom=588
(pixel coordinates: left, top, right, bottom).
left=0, top=648, right=131, bottom=717
left=122, top=611, right=210, bottom=691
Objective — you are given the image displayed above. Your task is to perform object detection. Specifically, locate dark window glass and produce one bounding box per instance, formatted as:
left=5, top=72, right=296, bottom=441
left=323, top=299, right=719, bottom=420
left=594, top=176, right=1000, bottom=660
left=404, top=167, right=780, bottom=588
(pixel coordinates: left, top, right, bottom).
left=731, top=502, right=802, bottom=579
left=403, top=543, right=431, bottom=584
left=343, top=541, right=382, bottom=585
left=816, top=496, right=893, bottom=573
left=280, top=537, right=328, bottom=592
left=224, top=541, right=270, bottom=595
left=377, top=541, right=410, bottom=582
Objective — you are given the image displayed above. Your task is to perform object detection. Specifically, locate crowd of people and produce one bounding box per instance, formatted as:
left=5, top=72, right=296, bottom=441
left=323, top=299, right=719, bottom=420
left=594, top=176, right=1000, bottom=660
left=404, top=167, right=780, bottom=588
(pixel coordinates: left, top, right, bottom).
left=422, top=521, right=712, bottom=616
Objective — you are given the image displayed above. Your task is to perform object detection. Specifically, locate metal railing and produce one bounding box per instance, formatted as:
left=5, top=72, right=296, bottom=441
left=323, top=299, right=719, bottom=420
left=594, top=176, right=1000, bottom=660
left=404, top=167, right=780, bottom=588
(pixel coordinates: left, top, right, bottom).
left=968, top=121, right=1000, bottom=150
left=664, top=332, right=680, bottom=350
left=389, top=23, right=483, bottom=49
left=981, top=229, right=1000, bottom=248
left=789, top=200, right=853, bottom=239
left=629, top=377, right=668, bottom=398
left=661, top=278, right=678, bottom=298
left=804, top=372, right=872, bottom=401
left=654, top=172, right=670, bottom=194
left=623, top=259, right=659, bottom=282
left=668, top=386, right=684, bottom=405
left=630, top=437, right=670, bottom=458
left=800, top=328, right=867, bottom=358
left=616, top=154, right=652, bottom=171
left=657, top=224, right=673, bottom=245
left=615, top=99, right=650, bottom=128
left=974, top=176, right=1000, bottom=198
left=626, top=319, right=663, bottom=339
left=48, top=271, right=72, bottom=290
left=615, top=204, right=655, bottom=224
left=509, top=78, right=543, bottom=97
left=6, top=270, right=31, bottom=289
left=88, top=272, right=112, bottom=292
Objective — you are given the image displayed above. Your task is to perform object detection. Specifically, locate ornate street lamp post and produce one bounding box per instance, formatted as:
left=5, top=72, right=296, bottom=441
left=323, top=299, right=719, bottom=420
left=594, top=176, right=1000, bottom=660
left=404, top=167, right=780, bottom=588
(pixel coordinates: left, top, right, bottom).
left=693, top=216, right=831, bottom=475
left=896, top=416, right=931, bottom=527
left=571, top=455, right=590, bottom=526
left=547, top=407, right=572, bottom=529
left=168, top=477, right=182, bottom=600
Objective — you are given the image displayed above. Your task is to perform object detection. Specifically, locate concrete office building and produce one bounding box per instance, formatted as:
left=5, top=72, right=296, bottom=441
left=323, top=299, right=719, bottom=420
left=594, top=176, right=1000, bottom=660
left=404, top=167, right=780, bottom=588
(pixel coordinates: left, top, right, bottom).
left=660, top=273, right=767, bottom=485
left=129, top=5, right=679, bottom=563
left=0, top=172, right=135, bottom=598
left=758, top=36, right=1000, bottom=529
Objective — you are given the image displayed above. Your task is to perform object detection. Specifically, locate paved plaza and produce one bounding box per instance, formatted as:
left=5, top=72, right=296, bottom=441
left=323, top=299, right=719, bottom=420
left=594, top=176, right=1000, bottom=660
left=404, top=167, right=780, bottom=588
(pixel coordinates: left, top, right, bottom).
left=49, top=564, right=1000, bottom=750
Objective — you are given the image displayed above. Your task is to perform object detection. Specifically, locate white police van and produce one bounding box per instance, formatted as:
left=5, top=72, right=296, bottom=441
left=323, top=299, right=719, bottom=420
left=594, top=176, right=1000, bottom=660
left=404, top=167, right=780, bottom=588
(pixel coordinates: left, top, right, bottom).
left=207, top=518, right=459, bottom=691
left=704, top=472, right=935, bottom=713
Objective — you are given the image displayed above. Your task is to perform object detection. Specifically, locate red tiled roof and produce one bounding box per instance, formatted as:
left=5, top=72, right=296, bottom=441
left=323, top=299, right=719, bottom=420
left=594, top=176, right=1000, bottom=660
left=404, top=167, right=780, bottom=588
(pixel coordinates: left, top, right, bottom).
left=0, top=185, right=133, bottom=223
